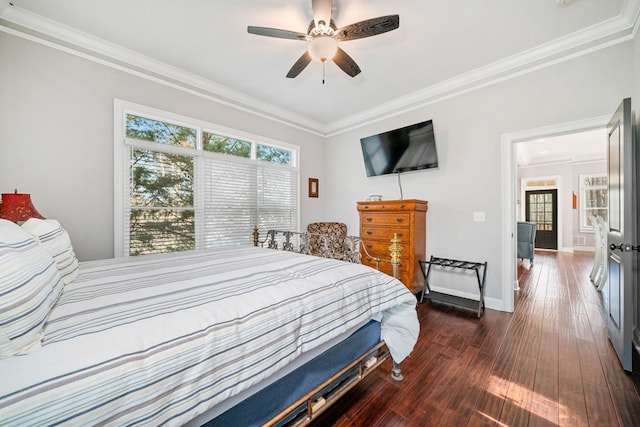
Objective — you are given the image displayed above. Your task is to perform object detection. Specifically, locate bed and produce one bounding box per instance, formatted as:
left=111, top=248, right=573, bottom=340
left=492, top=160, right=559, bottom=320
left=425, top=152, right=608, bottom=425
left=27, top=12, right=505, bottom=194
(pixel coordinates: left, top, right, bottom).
left=0, top=219, right=419, bottom=426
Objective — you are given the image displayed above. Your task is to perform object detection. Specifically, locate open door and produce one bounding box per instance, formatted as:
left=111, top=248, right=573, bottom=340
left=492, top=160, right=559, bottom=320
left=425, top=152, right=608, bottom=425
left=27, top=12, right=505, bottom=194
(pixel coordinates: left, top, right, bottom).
left=606, top=98, right=636, bottom=372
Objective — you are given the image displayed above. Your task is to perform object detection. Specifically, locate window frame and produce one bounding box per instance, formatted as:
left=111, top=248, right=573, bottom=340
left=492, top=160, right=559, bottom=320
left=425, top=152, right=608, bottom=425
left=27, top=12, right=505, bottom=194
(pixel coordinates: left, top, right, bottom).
left=579, top=173, right=608, bottom=233
left=114, top=99, right=300, bottom=257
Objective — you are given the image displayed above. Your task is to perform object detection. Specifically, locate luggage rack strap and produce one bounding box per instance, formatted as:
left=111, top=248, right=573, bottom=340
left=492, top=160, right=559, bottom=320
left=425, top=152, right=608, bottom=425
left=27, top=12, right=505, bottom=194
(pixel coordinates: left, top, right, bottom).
left=429, top=257, right=483, bottom=270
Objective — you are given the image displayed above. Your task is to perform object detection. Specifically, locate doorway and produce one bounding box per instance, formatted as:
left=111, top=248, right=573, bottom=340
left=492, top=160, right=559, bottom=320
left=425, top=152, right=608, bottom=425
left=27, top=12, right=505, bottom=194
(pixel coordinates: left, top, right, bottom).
left=500, top=115, right=610, bottom=313
left=525, top=189, right=558, bottom=250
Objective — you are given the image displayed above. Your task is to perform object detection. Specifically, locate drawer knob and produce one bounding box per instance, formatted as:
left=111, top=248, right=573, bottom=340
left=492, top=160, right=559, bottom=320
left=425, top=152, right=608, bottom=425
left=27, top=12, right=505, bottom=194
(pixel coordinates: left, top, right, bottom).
left=400, top=204, right=405, bottom=208
left=366, top=230, right=373, bottom=235
left=396, top=218, right=404, bottom=223
left=366, top=217, right=373, bottom=222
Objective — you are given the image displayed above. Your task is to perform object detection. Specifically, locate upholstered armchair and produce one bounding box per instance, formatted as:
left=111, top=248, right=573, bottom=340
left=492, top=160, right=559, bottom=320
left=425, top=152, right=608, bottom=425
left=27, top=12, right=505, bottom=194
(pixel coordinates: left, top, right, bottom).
left=517, top=221, right=537, bottom=265
left=306, top=222, right=348, bottom=260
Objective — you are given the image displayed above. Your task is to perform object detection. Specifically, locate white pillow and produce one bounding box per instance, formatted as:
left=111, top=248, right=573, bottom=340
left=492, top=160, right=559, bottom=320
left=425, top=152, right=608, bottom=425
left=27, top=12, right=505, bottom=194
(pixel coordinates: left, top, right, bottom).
left=0, top=219, right=64, bottom=358
left=21, top=218, right=79, bottom=285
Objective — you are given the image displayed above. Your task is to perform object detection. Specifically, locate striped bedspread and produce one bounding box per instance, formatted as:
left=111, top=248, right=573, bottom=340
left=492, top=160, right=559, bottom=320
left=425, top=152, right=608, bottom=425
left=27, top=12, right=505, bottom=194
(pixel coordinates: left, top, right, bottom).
left=0, top=246, right=418, bottom=426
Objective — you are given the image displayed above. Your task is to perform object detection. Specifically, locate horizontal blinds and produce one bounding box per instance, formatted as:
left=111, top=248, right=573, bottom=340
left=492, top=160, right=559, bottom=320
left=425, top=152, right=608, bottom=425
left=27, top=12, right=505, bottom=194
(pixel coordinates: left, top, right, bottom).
left=258, top=166, right=298, bottom=232
left=123, top=143, right=298, bottom=254
left=203, top=157, right=257, bottom=247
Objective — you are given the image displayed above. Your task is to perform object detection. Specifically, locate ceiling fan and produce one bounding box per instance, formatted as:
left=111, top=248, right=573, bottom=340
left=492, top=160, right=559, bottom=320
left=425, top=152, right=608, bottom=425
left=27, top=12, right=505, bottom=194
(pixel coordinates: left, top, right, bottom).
left=247, top=0, right=399, bottom=82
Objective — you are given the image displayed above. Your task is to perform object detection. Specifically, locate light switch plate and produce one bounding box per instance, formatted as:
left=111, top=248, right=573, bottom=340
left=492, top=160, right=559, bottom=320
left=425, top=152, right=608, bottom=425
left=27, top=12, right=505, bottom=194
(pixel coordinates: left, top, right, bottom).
left=473, top=211, right=486, bottom=222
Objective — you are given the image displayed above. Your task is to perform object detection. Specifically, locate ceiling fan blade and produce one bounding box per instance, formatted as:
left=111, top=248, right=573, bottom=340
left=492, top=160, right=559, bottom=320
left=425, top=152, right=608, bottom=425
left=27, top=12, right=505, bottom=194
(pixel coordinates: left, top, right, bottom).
left=247, top=26, right=308, bottom=41
left=312, top=0, right=332, bottom=28
left=286, top=51, right=313, bottom=78
left=333, top=47, right=361, bottom=77
left=337, top=15, right=399, bottom=41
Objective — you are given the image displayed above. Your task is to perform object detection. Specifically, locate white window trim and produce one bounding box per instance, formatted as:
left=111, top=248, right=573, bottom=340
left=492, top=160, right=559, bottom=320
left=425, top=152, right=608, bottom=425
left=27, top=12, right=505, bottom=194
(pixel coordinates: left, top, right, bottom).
left=579, top=172, right=607, bottom=233
left=113, top=99, right=300, bottom=257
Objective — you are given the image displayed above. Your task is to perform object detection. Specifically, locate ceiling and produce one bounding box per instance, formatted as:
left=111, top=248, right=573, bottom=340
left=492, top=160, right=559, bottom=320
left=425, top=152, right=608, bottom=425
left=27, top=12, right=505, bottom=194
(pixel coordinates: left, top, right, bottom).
left=516, top=128, right=607, bottom=167
left=0, top=0, right=635, bottom=140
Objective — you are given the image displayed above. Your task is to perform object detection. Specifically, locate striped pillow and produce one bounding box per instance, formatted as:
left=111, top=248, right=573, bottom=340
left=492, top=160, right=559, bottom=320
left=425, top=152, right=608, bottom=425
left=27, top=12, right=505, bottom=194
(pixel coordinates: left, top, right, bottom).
left=0, top=219, right=64, bottom=358
left=21, top=218, right=79, bottom=285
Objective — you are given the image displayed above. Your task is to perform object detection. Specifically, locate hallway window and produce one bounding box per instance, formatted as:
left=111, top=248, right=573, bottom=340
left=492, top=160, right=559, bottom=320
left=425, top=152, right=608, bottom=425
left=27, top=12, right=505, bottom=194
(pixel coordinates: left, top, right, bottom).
left=580, top=173, right=608, bottom=231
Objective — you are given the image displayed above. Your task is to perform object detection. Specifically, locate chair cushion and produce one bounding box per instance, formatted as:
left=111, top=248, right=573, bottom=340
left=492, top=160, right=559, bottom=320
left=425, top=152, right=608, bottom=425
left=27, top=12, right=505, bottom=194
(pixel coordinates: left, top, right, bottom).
left=306, top=222, right=348, bottom=259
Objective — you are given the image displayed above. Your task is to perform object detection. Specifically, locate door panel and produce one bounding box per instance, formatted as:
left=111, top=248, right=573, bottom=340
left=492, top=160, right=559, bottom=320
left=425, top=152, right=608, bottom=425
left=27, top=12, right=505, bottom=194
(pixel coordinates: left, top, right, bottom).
left=525, top=189, right=558, bottom=250
left=606, top=98, right=635, bottom=372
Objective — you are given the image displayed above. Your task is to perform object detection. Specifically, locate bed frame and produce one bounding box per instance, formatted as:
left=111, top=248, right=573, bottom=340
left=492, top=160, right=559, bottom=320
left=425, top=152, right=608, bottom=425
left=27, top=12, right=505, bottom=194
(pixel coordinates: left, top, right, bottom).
left=252, top=227, right=403, bottom=279
left=211, top=228, right=407, bottom=426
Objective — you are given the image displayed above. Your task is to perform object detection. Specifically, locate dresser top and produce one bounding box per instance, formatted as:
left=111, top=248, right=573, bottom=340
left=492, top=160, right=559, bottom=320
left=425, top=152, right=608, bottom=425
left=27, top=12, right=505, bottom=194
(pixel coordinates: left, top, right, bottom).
left=357, top=199, right=428, bottom=212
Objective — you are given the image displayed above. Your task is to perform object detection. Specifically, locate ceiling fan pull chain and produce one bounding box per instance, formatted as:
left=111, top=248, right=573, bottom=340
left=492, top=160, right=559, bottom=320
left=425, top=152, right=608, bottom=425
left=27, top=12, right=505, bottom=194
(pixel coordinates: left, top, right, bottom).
left=322, top=60, right=326, bottom=84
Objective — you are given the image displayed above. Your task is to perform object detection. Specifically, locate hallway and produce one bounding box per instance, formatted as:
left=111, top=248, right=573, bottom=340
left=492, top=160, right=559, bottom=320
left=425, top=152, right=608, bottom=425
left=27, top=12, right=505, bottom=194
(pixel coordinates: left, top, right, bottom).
left=310, top=251, right=640, bottom=426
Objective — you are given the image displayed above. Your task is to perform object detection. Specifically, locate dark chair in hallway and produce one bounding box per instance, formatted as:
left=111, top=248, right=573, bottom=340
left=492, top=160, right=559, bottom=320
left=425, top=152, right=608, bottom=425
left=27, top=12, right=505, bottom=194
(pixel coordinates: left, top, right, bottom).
left=517, top=221, right=537, bottom=265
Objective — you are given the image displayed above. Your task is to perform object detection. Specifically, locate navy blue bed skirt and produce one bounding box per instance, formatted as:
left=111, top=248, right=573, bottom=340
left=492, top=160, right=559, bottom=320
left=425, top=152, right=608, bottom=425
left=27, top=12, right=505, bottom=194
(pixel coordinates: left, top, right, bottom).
left=205, top=319, right=382, bottom=426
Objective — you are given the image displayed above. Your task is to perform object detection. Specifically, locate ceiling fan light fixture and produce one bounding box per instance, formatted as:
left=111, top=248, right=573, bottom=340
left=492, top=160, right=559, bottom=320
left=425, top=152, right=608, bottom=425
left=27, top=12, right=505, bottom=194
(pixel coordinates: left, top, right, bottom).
left=308, top=36, right=338, bottom=63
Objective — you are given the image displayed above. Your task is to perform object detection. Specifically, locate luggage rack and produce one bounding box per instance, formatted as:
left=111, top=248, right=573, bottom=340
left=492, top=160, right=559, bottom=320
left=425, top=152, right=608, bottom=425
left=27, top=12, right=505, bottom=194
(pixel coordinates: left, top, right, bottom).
left=418, top=256, right=487, bottom=318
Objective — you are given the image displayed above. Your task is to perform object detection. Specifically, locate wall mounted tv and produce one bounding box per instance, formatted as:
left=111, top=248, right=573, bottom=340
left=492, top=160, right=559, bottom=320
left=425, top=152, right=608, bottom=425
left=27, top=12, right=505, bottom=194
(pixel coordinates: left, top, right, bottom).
left=360, top=119, right=438, bottom=177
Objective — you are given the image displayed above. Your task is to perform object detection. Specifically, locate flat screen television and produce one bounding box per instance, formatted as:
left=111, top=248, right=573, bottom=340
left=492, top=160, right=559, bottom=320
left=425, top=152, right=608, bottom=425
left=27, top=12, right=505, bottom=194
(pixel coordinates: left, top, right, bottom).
left=360, top=119, right=438, bottom=177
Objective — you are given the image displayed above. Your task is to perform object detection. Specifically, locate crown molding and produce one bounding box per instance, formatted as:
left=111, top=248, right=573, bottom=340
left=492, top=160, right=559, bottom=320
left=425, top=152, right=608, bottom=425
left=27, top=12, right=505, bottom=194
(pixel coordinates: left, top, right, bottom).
left=1, top=1, right=638, bottom=138
left=326, top=0, right=640, bottom=136
left=0, top=4, right=327, bottom=136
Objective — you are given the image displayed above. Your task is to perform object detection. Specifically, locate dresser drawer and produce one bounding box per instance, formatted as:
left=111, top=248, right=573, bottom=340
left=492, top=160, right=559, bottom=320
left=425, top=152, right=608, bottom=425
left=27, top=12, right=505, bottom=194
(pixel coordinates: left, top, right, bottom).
left=360, top=213, right=410, bottom=227
left=360, top=227, right=408, bottom=241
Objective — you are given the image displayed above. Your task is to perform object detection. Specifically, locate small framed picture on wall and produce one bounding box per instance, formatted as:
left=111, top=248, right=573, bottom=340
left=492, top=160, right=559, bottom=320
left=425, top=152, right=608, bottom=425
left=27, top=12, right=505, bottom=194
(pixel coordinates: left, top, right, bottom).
left=308, top=178, right=319, bottom=198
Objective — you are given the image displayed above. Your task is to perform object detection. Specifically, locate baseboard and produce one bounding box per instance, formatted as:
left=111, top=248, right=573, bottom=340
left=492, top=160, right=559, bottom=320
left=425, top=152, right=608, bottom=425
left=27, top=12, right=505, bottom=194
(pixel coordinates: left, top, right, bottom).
left=572, top=245, right=595, bottom=252
left=484, top=296, right=502, bottom=311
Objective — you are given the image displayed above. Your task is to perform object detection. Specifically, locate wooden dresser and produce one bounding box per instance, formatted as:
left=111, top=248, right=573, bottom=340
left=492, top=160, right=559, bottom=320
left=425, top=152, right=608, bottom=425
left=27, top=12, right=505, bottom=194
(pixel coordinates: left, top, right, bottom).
left=357, top=199, right=428, bottom=294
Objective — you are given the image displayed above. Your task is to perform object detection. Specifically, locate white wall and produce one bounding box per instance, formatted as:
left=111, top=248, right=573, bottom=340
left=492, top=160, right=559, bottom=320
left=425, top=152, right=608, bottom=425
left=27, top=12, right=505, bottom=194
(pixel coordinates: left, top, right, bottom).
left=324, top=42, right=633, bottom=309
left=0, top=33, right=326, bottom=261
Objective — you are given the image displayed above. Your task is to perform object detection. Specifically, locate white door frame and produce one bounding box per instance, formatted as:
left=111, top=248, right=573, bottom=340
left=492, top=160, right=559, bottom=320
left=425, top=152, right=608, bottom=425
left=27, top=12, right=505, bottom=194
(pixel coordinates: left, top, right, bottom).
left=500, top=115, right=609, bottom=312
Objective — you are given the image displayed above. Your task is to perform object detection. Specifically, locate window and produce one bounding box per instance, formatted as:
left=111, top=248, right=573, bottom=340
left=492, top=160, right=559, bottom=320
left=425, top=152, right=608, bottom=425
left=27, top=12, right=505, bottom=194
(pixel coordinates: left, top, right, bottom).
left=114, top=100, right=299, bottom=256
left=580, top=173, right=608, bottom=231
left=526, top=191, right=554, bottom=231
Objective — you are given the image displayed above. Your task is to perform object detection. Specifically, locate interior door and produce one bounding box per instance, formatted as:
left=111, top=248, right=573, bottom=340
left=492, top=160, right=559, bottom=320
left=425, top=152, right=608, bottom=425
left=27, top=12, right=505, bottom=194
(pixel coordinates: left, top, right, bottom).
left=606, top=97, right=636, bottom=372
left=525, top=189, right=558, bottom=250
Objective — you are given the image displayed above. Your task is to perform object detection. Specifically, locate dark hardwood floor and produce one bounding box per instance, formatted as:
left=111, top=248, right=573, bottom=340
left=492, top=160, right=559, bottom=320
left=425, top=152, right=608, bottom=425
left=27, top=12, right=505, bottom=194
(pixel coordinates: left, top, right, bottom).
left=310, top=251, right=640, bottom=426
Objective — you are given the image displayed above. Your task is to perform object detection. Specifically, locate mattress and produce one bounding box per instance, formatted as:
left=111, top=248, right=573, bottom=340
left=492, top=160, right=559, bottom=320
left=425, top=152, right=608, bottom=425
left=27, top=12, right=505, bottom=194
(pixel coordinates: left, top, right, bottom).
left=200, top=319, right=382, bottom=426
left=0, top=246, right=419, bottom=426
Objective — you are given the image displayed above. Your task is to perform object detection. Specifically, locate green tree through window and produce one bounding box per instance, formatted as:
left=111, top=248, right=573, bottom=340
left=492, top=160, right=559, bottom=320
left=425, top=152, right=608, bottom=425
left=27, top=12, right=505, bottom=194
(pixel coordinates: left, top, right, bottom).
left=120, top=110, right=297, bottom=256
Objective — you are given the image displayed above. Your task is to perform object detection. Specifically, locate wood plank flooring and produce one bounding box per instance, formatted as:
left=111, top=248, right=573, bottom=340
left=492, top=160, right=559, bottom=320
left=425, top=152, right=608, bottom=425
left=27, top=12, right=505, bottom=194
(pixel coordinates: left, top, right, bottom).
left=309, top=251, right=640, bottom=426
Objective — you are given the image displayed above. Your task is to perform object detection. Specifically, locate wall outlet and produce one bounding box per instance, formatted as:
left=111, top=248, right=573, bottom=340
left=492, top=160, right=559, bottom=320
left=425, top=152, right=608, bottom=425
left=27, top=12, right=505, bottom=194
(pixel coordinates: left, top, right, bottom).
left=473, top=211, right=486, bottom=222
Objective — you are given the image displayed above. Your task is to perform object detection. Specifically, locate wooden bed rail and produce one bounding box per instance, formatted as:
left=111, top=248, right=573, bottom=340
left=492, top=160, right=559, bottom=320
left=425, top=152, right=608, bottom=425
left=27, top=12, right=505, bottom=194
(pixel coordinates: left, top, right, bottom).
left=252, top=227, right=403, bottom=279
left=264, top=342, right=392, bottom=427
